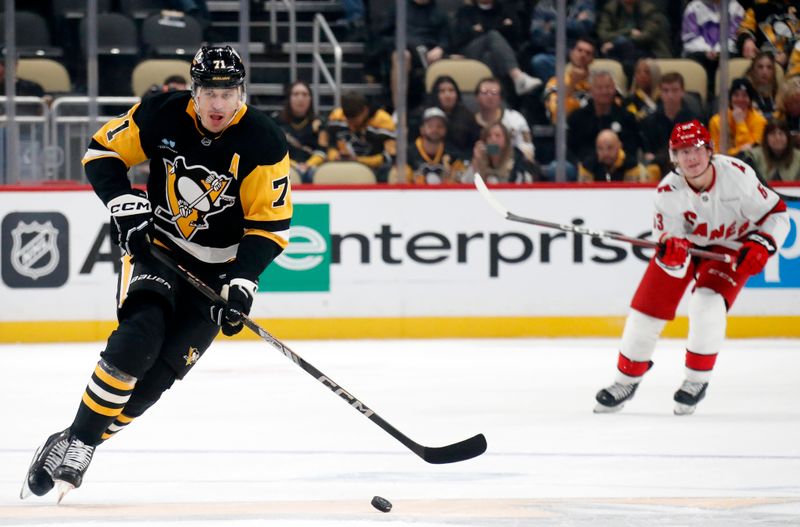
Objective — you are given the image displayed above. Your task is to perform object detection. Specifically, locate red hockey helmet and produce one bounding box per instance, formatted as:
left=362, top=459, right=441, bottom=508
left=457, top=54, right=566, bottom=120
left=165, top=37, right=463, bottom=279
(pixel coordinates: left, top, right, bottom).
left=669, top=120, right=711, bottom=152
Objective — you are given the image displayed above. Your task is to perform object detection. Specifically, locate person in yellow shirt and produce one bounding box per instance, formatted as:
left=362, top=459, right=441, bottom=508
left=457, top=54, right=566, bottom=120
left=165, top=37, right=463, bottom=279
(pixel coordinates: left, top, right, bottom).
left=709, top=77, right=767, bottom=156
left=543, top=36, right=596, bottom=123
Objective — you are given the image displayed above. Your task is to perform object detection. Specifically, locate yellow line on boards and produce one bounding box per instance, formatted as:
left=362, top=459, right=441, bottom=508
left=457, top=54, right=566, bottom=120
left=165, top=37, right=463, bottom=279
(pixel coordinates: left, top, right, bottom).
left=1, top=317, right=799, bottom=343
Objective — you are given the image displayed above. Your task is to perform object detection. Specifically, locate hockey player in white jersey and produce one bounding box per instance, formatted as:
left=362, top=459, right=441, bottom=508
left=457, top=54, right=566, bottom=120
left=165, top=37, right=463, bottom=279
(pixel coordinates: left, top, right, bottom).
left=594, top=120, right=790, bottom=415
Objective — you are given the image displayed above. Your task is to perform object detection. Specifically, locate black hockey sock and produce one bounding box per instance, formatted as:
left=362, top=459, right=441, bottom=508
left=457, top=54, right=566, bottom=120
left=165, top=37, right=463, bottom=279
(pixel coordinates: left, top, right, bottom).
left=70, top=360, right=137, bottom=446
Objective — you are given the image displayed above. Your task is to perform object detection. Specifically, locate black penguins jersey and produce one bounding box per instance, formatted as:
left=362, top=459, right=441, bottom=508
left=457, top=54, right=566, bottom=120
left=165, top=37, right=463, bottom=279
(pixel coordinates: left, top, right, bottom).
left=82, top=91, right=292, bottom=279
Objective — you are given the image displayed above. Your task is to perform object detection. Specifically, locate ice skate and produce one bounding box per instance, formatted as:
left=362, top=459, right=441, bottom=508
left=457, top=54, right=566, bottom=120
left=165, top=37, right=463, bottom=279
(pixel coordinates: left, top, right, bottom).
left=673, top=381, right=708, bottom=415
left=52, top=436, right=95, bottom=503
left=20, top=429, right=70, bottom=499
left=594, top=382, right=640, bottom=413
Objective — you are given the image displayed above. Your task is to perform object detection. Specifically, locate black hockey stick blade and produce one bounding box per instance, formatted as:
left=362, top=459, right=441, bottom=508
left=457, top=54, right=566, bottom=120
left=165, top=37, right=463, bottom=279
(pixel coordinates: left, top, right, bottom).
left=419, top=433, right=487, bottom=464
left=149, top=246, right=487, bottom=464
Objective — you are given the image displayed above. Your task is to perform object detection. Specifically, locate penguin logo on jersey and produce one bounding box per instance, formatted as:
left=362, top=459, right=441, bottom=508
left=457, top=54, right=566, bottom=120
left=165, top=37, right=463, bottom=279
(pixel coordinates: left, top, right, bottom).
left=183, top=346, right=200, bottom=366
left=154, top=156, right=236, bottom=240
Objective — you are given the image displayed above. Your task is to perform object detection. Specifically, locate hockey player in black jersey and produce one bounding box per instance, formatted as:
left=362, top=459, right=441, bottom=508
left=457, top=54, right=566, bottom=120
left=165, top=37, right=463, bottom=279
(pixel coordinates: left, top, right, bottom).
left=21, top=46, right=292, bottom=502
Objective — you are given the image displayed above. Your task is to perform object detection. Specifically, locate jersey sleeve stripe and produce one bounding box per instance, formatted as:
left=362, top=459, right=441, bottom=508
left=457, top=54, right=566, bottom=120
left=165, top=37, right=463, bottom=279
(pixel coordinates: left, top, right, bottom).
left=82, top=147, right=124, bottom=164
left=244, top=228, right=290, bottom=249
left=243, top=217, right=292, bottom=232
left=755, top=199, right=788, bottom=226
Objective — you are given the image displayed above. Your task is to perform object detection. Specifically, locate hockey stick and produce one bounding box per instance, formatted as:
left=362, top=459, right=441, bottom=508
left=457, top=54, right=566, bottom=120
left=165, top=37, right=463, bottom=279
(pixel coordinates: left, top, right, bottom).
left=149, top=246, right=487, bottom=464
left=473, top=174, right=733, bottom=264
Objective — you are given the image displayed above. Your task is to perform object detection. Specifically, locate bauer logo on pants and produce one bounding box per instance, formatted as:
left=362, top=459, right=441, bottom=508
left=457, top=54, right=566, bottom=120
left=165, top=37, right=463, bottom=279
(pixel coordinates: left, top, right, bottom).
left=261, top=204, right=330, bottom=292
left=746, top=201, right=800, bottom=289
left=1, top=212, right=69, bottom=288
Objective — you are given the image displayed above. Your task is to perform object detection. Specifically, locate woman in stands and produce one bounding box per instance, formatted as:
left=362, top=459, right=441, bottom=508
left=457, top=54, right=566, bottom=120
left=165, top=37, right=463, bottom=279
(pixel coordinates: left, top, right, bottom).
left=745, top=52, right=780, bottom=119
left=743, top=119, right=800, bottom=181
left=624, top=58, right=661, bottom=121
left=410, top=75, right=481, bottom=162
left=272, top=81, right=325, bottom=183
left=709, top=77, right=766, bottom=156
left=774, top=75, right=800, bottom=147
left=465, top=122, right=540, bottom=183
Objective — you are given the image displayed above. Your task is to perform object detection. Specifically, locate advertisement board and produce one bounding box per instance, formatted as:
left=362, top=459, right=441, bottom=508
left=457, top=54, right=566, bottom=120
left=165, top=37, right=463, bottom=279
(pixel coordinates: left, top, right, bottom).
left=1, top=186, right=798, bottom=341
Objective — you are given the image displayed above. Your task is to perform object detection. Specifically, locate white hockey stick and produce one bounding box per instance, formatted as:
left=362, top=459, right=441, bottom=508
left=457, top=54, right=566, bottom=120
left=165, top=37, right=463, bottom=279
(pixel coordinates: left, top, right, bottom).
left=473, top=174, right=732, bottom=263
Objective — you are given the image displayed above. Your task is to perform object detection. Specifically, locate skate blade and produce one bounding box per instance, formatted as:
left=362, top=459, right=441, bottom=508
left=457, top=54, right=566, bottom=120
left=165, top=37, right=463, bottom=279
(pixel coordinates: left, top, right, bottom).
left=19, top=480, right=33, bottom=500
left=55, top=481, right=74, bottom=504
left=674, top=402, right=697, bottom=415
left=594, top=402, right=624, bottom=414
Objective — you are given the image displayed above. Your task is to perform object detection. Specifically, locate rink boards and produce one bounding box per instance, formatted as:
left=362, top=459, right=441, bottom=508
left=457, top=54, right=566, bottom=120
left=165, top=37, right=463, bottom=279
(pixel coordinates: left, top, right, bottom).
left=1, top=185, right=799, bottom=341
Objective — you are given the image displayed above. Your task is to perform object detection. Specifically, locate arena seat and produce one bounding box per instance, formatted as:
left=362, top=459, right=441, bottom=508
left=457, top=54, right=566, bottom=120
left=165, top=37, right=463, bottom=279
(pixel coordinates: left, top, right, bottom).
left=424, top=58, right=492, bottom=93
left=131, top=59, right=191, bottom=97
left=714, top=57, right=784, bottom=94
left=312, top=162, right=377, bottom=185
left=17, top=58, right=71, bottom=93
left=654, top=58, right=708, bottom=103
left=141, top=13, right=203, bottom=57
left=0, top=11, right=63, bottom=57
left=589, top=58, right=627, bottom=95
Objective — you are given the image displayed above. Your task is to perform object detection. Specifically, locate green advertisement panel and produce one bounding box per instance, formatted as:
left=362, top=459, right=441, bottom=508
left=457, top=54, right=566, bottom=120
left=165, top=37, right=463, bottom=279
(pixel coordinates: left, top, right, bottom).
left=260, top=203, right=331, bottom=292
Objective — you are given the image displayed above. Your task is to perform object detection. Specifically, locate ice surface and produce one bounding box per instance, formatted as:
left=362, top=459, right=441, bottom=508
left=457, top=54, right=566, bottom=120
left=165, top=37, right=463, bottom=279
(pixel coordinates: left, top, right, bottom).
left=1, top=338, right=798, bottom=526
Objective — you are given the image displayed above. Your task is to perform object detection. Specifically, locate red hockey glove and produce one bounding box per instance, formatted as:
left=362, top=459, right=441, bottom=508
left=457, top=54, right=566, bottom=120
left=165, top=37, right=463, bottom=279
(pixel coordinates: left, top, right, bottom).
left=657, top=237, right=691, bottom=267
left=735, top=232, right=777, bottom=276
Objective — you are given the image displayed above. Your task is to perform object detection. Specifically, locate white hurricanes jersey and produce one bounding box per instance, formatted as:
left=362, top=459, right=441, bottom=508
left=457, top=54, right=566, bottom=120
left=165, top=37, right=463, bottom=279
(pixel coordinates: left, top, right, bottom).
left=653, top=154, right=789, bottom=250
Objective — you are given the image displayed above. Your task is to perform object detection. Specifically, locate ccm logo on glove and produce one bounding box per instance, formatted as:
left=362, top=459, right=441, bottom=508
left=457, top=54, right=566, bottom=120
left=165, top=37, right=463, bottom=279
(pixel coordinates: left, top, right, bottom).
left=108, top=190, right=154, bottom=260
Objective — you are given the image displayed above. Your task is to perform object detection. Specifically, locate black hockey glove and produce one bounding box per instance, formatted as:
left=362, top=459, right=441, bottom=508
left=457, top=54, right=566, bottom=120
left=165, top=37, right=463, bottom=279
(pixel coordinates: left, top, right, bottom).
left=108, top=190, right=153, bottom=260
left=210, top=278, right=257, bottom=336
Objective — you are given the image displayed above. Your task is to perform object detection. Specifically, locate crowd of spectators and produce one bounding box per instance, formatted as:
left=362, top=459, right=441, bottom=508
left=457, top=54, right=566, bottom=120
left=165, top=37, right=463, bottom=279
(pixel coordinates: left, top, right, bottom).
left=4, top=0, right=800, bottom=185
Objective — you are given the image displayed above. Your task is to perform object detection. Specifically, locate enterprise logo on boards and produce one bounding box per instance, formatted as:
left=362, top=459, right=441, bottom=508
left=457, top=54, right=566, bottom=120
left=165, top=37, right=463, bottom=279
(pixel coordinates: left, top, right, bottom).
left=746, top=201, right=800, bottom=289
left=1, top=212, right=70, bottom=288
left=261, top=204, right=331, bottom=292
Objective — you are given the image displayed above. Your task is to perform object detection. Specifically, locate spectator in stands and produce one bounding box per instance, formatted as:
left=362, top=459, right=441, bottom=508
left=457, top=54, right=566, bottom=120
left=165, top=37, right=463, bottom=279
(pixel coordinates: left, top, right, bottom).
left=402, top=107, right=466, bottom=184
left=338, top=0, right=367, bottom=40
left=681, top=0, right=745, bottom=95
left=464, top=122, right=541, bottom=183
left=529, top=0, right=596, bottom=82
left=567, top=69, right=640, bottom=175
left=579, top=129, right=652, bottom=182
left=272, top=81, right=325, bottom=183
left=376, top=0, right=451, bottom=111
left=166, top=0, right=210, bottom=33
left=319, top=91, right=396, bottom=183
left=0, top=52, right=45, bottom=98
left=597, top=0, right=672, bottom=78
left=640, top=71, right=704, bottom=179
left=452, top=0, right=542, bottom=97
left=737, top=0, right=800, bottom=74
left=411, top=75, right=480, bottom=161
left=775, top=75, right=800, bottom=146
left=743, top=118, right=800, bottom=180
left=745, top=51, right=780, bottom=118
left=141, top=74, right=188, bottom=100
left=543, top=36, right=596, bottom=124
left=709, top=77, right=767, bottom=155
left=625, top=58, right=661, bottom=121
left=473, top=77, right=535, bottom=163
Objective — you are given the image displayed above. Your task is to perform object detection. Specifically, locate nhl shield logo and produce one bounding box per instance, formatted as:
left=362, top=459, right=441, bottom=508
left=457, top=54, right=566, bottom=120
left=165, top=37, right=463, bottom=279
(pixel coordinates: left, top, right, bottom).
left=2, top=212, right=69, bottom=288
left=10, top=220, right=60, bottom=280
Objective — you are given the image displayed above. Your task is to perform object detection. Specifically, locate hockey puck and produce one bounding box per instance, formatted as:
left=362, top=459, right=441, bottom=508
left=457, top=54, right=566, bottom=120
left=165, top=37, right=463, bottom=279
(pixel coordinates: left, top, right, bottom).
left=371, top=495, right=392, bottom=513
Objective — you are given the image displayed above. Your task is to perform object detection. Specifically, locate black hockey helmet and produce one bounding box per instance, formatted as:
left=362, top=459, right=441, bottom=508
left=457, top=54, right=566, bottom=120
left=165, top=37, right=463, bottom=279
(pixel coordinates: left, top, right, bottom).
left=190, top=46, right=245, bottom=88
